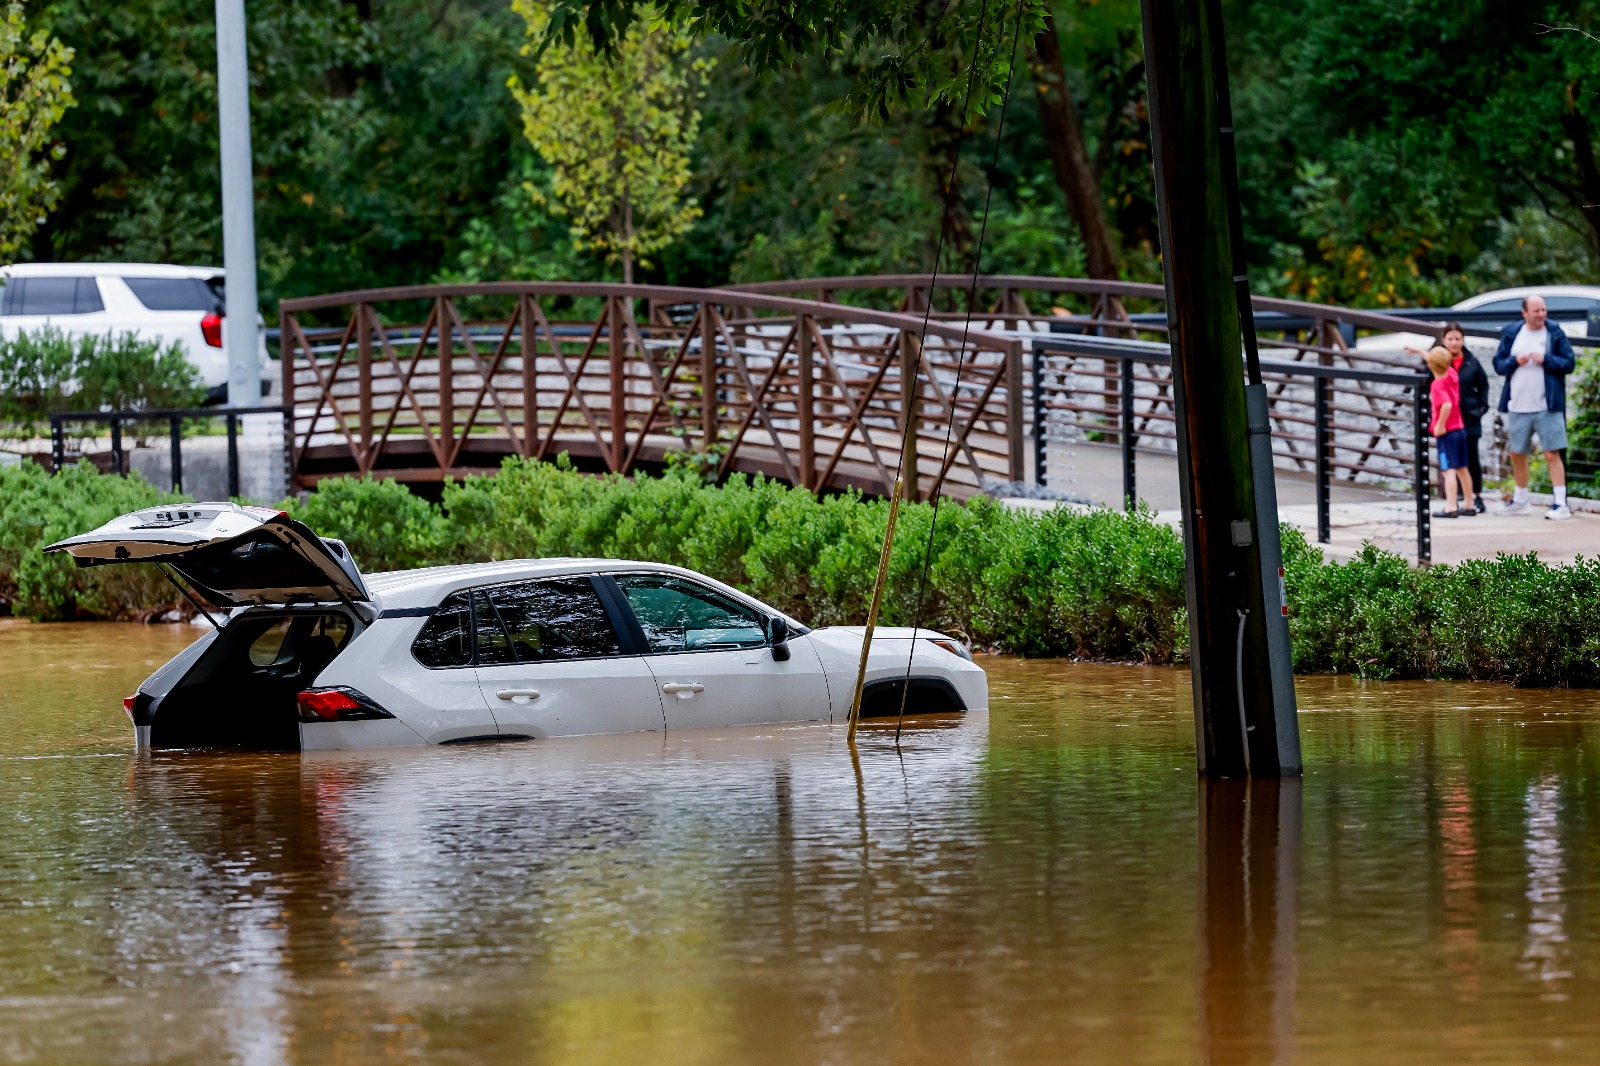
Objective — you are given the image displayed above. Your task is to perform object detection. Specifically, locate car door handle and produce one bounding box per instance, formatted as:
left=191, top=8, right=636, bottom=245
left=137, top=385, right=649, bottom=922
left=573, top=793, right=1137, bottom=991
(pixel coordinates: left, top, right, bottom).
left=661, top=682, right=705, bottom=697
left=495, top=688, right=541, bottom=702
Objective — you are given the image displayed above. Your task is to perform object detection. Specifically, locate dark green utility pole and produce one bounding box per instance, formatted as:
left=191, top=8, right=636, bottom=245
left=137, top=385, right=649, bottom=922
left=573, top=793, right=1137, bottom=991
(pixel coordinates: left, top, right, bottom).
left=1138, top=0, right=1301, bottom=776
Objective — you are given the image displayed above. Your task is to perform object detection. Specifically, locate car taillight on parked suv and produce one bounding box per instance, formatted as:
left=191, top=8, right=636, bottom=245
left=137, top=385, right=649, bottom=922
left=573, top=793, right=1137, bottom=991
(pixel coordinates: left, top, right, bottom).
left=200, top=311, right=223, bottom=348
left=296, top=687, right=395, bottom=723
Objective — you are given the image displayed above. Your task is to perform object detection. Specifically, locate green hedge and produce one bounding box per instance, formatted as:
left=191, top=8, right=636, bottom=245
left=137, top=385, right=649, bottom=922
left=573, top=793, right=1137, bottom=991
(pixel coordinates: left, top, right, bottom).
left=0, top=462, right=181, bottom=620
left=286, top=458, right=1190, bottom=663
left=0, top=327, right=207, bottom=434
left=9, top=455, right=1600, bottom=687
left=278, top=459, right=1600, bottom=684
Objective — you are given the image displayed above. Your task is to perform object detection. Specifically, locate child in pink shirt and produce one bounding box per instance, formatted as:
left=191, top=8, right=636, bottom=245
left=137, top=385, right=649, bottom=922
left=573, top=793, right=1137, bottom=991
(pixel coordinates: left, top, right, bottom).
left=1427, top=346, right=1476, bottom=517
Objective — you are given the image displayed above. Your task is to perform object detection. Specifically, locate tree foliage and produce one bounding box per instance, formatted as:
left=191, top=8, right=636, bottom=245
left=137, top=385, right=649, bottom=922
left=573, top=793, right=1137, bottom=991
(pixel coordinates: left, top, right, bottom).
left=8, top=0, right=1596, bottom=315
left=0, top=0, right=72, bottom=264
left=1231, top=0, right=1600, bottom=305
left=542, top=0, right=1047, bottom=124
left=510, top=1, right=710, bottom=282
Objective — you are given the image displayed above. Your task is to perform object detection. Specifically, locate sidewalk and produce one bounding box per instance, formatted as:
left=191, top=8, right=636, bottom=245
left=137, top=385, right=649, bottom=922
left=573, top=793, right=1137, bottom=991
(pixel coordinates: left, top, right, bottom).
left=1009, top=441, right=1600, bottom=566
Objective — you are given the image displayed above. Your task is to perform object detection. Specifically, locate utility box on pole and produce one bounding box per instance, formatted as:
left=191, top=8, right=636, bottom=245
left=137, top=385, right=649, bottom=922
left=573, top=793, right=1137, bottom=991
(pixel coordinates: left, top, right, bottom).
left=215, top=0, right=261, bottom=409
left=1138, top=0, right=1301, bottom=776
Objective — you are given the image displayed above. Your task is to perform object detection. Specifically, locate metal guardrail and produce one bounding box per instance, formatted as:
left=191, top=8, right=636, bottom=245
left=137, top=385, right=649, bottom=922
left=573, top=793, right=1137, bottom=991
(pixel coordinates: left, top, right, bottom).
left=1051, top=306, right=1600, bottom=349
left=277, top=284, right=1025, bottom=498
left=1032, top=334, right=1435, bottom=564
left=49, top=405, right=291, bottom=498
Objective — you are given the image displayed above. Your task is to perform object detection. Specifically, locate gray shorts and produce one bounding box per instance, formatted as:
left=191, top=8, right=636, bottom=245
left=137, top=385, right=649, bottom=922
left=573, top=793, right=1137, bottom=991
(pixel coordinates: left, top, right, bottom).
left=1506, top=410, right=1568, bottom=454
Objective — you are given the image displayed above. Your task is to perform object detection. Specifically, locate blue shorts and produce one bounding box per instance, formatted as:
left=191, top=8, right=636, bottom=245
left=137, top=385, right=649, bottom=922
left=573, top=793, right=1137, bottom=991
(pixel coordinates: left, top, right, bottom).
left=1436, top=428, right=1468, bottom=471
left=1506, top=410, right=1568, bottom=453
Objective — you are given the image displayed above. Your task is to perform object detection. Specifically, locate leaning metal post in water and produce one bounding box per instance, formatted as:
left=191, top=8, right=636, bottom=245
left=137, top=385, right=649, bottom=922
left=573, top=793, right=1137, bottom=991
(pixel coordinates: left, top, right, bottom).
left=1138, top=0, right=1301, bottom=776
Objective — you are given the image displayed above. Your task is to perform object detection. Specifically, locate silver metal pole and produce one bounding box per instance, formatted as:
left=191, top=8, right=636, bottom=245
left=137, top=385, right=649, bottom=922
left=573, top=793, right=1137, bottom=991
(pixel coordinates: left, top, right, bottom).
left=215, top=0, right=261, bottom=407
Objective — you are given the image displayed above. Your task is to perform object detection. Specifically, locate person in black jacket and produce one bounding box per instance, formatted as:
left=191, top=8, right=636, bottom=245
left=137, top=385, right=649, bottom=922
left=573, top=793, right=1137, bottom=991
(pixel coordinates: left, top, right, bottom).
left=1408, top=322, right=1490, bottom=512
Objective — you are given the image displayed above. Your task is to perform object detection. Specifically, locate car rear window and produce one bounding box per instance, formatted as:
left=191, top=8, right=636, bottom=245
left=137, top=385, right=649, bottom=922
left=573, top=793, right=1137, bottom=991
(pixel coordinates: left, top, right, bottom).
left=1, top=276, right=104, bottom=316
left=412, top=592, right=473, bottom=668
left=124, top=276, right=223, bottom=312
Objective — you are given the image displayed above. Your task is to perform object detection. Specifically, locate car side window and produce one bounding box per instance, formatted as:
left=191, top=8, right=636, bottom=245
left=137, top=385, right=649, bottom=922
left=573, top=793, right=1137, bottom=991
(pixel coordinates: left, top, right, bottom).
left=1545, top=296, right=1600, bottom=313
left=614, top=574, right=767, bottom=653
left=474, top=577, right=621, bottom=665
left=1470, top=298, right=1523, bottom=314
left=3, top=276, right=103, bottom=316
left=411, top=592, right=473, bottom=669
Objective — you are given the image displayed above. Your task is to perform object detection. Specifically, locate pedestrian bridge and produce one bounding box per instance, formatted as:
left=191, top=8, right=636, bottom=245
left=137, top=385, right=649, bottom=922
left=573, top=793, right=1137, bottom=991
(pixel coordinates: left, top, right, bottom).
left=278, top=277, right=1447, bottom=501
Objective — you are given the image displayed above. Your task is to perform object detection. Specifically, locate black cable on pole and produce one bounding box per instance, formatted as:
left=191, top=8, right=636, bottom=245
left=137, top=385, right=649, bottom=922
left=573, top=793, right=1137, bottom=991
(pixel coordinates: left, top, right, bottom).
left=895, top=2, right=1025, bottom=744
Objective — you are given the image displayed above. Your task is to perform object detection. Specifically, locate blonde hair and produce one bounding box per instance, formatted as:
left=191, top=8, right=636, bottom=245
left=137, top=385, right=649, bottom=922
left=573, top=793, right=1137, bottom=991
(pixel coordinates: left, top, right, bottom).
left=1425, top=345, right=1452, bottom=376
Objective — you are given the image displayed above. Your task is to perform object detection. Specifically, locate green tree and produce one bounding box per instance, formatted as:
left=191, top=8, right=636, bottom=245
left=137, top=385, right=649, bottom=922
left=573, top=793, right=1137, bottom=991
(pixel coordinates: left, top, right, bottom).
left=510, top=1, right=710, bottom=283
left=32, top=0, right=525, bottom=309
left=542, top=0, right=1044, bottom=125
left=1230, top=0, right=1600, bottom=305
left=0, top=0, right=72, bottom=263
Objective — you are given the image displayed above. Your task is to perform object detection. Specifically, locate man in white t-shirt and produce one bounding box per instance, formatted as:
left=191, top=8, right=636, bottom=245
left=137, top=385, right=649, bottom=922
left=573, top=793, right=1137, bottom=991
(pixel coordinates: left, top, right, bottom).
left=1490, top=295, right=1578, bottom=520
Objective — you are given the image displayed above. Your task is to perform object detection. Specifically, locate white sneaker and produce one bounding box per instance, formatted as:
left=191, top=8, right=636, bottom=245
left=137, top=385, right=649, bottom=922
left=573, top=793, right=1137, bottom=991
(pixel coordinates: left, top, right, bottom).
left=1498, top=499, right=1531, bottom=515
left=1546, top=504, right=1573, bottom=521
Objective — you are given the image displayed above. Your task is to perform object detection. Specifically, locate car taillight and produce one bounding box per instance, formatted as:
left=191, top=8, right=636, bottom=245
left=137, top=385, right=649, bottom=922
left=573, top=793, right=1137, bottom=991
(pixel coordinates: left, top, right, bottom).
left=296, top=687, right=394, bottom=723
left=201, top=312, right=223, bottom=348
left=123, top=695, right=137, bottom=720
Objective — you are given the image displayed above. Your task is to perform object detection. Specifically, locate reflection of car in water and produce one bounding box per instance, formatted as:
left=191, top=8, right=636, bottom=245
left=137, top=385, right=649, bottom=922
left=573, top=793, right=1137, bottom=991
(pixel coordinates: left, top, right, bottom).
left=47, top=504, right=987, bottom=752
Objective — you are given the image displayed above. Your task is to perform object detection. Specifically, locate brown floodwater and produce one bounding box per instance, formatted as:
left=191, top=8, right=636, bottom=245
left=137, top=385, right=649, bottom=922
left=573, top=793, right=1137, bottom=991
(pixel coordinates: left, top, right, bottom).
left=2, top=620, right=1600, bottom=1063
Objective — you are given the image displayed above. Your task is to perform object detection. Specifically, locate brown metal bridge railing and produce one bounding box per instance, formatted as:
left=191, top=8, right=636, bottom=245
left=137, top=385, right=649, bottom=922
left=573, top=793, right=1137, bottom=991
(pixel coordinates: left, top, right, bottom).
left=279, top=283, right=1025, bottom=501
left=727, top=273, right=1456, bottom=492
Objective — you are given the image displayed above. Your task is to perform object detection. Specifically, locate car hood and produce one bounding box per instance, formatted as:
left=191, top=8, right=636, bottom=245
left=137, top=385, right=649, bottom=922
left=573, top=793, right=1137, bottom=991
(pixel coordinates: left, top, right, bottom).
left=44, top=503, right=370, bottom=608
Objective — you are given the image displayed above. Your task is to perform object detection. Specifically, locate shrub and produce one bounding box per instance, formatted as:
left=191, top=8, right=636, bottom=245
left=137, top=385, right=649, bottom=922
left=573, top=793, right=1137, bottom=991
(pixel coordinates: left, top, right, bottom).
left=282, top=475, right=447, bottom=574
left=288, top=458, right=1196, bottom=660
left=0, top=462, right=180, bottom=620
left=14, top=455, right=1600, bottom=691
left=0, top=328, right=76, bottom=432
left=72, top=331, right=207, bottom=413
left=0, top=327, right=206, bottom=434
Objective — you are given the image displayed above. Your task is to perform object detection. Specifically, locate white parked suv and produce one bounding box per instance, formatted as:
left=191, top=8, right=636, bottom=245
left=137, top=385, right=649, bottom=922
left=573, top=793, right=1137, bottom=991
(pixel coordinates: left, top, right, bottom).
left=0, top=262, right=272, bottom=404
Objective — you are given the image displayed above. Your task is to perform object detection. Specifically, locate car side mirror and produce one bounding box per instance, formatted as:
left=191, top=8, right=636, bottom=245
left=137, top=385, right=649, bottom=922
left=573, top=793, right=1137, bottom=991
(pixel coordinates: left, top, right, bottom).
left=768, top=616, right=791, bottom=661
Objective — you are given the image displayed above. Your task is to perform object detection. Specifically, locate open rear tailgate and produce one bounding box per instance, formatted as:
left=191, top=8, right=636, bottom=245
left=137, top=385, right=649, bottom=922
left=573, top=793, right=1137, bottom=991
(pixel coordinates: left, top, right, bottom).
left=45, top=503, right=370, bottom=608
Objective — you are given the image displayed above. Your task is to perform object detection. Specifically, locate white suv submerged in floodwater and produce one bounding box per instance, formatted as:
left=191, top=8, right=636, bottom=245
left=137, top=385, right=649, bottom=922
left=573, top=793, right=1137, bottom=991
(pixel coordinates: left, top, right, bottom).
left=46, top=504, right=988, bottom=752
left=0, top=263, right=272, bottom=403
